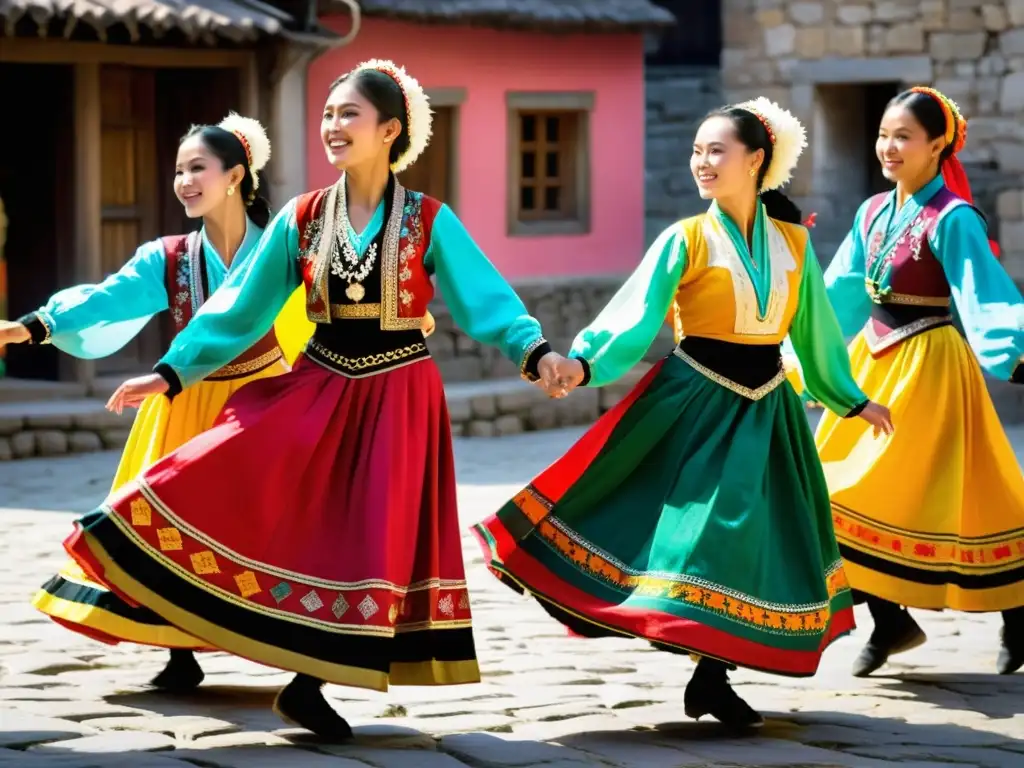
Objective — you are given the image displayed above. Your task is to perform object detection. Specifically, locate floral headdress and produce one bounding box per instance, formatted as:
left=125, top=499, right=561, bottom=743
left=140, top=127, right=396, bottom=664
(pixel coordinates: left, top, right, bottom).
left=217, top=113, right=272, bottom=197
left=733, top=97, right=807, bottom=192
left=349, top=59, right=433, bottom=174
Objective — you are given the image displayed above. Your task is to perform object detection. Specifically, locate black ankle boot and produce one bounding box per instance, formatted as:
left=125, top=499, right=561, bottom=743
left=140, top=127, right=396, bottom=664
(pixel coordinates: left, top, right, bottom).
left=150, top=649, right=205, bottom=692
left=997, top=607, right=1024, bottom=675
left=273, top=674, right=353, bottom=742
left=683, top=657, right=763, bottom=729
left=852, top=598, right=926, bottom=677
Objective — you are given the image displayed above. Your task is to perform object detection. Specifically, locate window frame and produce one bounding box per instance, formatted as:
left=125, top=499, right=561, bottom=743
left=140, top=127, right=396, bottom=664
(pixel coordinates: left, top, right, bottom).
left=506, top=91, right=594, bottom=237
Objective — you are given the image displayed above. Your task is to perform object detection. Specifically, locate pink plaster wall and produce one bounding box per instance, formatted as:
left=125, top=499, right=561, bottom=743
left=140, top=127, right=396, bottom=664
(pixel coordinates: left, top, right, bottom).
left=307, top=17, right=646, bottom=279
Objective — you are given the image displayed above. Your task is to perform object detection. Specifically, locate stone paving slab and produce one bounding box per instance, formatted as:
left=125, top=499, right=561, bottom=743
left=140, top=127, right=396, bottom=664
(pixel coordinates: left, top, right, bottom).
left=1, top=426, right=1023, bottom=766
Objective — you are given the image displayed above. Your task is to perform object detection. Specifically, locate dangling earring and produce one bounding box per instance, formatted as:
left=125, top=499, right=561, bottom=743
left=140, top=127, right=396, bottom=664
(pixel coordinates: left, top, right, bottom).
left=227, top=187, right=235, bottom=196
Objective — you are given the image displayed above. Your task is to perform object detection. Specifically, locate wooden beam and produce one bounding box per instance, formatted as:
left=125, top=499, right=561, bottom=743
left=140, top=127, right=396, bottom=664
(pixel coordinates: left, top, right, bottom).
left=0, top=38, right=253, bottom=68
left=72, top=62, right=102, bottom=386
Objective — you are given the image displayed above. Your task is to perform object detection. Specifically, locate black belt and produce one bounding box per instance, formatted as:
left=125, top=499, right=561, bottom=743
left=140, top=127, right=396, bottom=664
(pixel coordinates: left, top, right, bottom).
left=303, top=337, right=430, bottom=378
left=674, top=336, right=785, bottom=400
left=865, top=303, right=953, bottom=354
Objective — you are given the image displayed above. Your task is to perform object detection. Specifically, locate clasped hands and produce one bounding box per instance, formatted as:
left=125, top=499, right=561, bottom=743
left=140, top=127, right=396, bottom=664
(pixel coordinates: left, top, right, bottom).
left=535, top=351, right=585, bottom=399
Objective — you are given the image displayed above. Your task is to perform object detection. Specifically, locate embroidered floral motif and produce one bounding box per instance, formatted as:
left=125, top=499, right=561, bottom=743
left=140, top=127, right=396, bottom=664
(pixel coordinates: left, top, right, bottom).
left=388, top=604, right=398, bottom=624
left=392, top=192, right=423, bottom=314
left=458, top=592, right=470, bottom=610
left=298, top=217, right=323, bottom=269
left=157, top=528, right=183, bottom=551
left=438, top=594, right=455, bottom=617
left=234, top=571, right=261, bottom=598
left=170, top=249, right=192, bottom=334
left=130, top=498, right=152, bottom=526
left=300, top=590, right=324, bottom=613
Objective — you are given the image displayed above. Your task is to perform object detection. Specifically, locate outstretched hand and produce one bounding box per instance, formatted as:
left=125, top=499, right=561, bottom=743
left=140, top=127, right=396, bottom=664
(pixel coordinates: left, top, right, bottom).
left=0, top=320, right=30, bottom=351
left=536, top=352, right=585, bottom=399
left=106, top=373, right=170, bottom=414
left=858, top=400, right=894, bottom=438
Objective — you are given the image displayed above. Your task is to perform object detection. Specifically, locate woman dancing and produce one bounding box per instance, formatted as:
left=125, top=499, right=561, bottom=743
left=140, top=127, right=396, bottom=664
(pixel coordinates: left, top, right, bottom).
left=58, top=59, right=567, bottom=739
left=0, top=114, right=302, bottom=691
left=473, top=98, right=893, bottom=728
left=791, top=87, right=1024, bottom=677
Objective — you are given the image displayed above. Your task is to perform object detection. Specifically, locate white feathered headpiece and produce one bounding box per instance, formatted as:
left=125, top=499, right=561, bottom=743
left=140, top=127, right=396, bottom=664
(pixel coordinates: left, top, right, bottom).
left=217, top=112, right=272, bottom=193
left=734, top=97, right=806, bottom=192
left=349, top=59, right=433, bottom=174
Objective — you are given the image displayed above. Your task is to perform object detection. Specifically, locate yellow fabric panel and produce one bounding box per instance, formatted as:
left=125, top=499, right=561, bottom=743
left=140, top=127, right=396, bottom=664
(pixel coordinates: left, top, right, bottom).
left=274, top=285, right=316, bottom=366
left=671, top=214, right=808, bottom=345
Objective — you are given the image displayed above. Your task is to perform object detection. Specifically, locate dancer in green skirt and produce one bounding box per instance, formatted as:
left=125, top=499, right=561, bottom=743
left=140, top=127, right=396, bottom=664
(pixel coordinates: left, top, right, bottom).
left=473, top=98, right=894, bottom=729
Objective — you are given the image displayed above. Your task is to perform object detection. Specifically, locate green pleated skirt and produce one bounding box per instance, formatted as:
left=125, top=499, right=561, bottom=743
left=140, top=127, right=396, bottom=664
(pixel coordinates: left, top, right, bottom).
left=472, top=353, right=854, bottom=677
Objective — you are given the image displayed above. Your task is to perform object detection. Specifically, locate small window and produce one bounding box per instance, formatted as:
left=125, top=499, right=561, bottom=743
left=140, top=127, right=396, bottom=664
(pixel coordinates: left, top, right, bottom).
left=507, top=92, right=593, bottom=236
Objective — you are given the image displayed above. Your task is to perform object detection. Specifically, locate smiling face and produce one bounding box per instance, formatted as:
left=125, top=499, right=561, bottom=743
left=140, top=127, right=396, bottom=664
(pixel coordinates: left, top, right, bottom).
left=876, top=104, right=945, bottom=185
left=690, top=115, right=763, bottom=201
left=321, top=78, right=401, bottom=172
left=173, top=135, right=244, bottom=219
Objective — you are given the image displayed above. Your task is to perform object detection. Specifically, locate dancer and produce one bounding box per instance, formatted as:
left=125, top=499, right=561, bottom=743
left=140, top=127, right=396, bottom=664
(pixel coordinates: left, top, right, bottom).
left=473, top=98, right=894, bottom=729
left=790, top=87, right=1024, bottom=677
left=0, top=114, right=302, bottom=691
left=60, top=59, right=568, bottom=740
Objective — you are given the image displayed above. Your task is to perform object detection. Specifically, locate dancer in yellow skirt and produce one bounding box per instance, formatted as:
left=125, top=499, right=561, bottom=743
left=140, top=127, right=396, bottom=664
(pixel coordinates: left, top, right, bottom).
left=0, top=114, right=312, bottom=690
left=787, top=87, right=1024, bottom=676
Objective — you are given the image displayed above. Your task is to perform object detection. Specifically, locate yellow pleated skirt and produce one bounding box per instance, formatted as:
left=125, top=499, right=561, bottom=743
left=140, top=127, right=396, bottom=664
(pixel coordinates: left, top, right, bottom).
left=807, top=326, right=1024, bottom=612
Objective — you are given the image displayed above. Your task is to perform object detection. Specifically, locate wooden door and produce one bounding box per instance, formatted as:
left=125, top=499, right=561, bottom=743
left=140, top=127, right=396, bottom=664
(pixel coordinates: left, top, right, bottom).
left=97, top=66, right=161, bottom=375
left=154, top=67, right=241, bottom=239
left=399, top=106, right=453, bottom=203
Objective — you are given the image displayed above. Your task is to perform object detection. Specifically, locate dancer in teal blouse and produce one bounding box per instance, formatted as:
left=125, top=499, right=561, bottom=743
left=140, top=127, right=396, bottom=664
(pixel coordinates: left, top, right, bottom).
left=790, top=87, right=1024, bottom=678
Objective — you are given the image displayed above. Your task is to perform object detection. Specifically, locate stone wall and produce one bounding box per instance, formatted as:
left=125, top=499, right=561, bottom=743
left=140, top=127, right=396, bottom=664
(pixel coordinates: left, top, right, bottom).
left=0, top=406, right=133, bottom=461
left=721, top=0, right=1024, bottom=273
left=645, top=65, right=724, bottom=245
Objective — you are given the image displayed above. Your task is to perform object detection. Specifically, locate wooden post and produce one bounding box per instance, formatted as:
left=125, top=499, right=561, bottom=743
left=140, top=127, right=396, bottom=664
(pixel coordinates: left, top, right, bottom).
left=239, top=51, right=260, bottom=120
left=72, top=62, right=102, bottom=387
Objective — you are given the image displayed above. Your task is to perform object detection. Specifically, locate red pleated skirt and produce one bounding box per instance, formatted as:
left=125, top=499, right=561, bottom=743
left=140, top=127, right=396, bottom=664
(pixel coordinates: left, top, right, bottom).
left=65, top=355, right=480, bottom=691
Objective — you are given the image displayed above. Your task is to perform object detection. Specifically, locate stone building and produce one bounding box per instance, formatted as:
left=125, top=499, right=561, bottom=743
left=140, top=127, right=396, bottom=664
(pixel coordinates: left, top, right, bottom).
left=644, top=0, right=724, bottom=244
left=721, top=0, right=1024, bottom=273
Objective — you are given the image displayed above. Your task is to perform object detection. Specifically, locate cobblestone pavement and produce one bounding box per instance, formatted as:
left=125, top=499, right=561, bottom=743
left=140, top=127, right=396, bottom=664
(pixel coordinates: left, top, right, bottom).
left=1, top=424, right=1023, bottom=767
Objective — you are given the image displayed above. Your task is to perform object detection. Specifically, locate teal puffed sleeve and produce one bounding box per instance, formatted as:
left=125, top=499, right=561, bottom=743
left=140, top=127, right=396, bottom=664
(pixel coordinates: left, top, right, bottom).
left=32, top=240, right=168, bottom=359
left=424, top=204, right=548, bottom=372
left=569, top=222, right=687, bottom=387
left=822, top=198, right=874, bottom=338
left=931, top=204, right=1024, bottom=381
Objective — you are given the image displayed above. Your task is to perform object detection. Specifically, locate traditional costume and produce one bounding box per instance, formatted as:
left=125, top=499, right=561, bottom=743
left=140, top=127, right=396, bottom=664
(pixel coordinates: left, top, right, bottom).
left=58, top=61, right=552, bottom=701
left=27, top=116, right=311, bottom=665
left=788, top=87, right=1024, bottom=676
left=473, top=99, right=870, bottom=725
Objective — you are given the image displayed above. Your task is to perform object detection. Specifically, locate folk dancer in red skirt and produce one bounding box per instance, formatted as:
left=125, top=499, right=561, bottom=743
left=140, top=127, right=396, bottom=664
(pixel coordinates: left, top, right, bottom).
left=62, top=59, right=570, bottom=740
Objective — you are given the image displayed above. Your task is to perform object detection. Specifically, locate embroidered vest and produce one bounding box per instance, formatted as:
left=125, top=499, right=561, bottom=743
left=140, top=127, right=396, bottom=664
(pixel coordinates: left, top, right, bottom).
left=294, top=179, right=442, bottom=330
left=859, top=187, right=970, bottom=354
left=161, top=233, right=283, bottom=381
